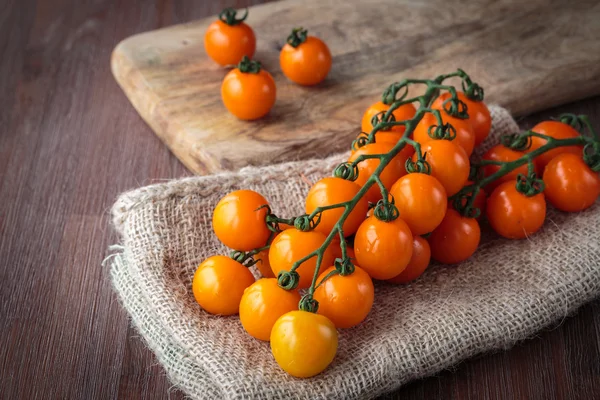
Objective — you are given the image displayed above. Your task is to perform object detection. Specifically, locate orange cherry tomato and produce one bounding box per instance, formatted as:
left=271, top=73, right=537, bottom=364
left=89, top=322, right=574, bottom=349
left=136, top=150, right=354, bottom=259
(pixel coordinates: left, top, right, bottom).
left=204, top=8, right=256, bottom=66
left=390, top=173, right=448, bottom=235
left=387, top=236, right=431, bottom=284
left=313, top=266, right=374, bottom=328
left=348, top=142, right=413, bottom=203
left=527, top=121, right=582, bottom=171
left=239, top=278, right=301, bottom=341
left=414, top=139, right=470, bottom=196
left=280, top=29, right=331, bottom=86
left=221, top=59, right=276, bottom=120
left=305, top=177, right=369, bottom=236
left=328, top=236, right=356, bottom=261
left=413, top=112, right=476, bottom=156
left=482, top=145, right=537, bottom=192
left=428, top=209, right=481, bottom=264
left=270, top=311, right=338, bottom=378
left=192, top=255, right=255, bottom=315
left=354, top=215, right=413, bottom=279
left=542, top=153, right=600, bottom=212
left=486, top=180, right=546, bottom=239
left=212, top=190, right=271, bottom=251
left=255, top=249, right=275, bottom=278
left=361, top=101, right=417, bottom=135
left=431, top=92, right=491, bottom=146
left=269, top=229, right=334, bottom=289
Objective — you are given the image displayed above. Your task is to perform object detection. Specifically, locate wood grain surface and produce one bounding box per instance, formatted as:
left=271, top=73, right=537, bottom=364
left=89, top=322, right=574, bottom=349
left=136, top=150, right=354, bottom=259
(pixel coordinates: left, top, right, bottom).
left=111, top=0, right=600, bottom=175
left=0, top=0, right=599, bottom=399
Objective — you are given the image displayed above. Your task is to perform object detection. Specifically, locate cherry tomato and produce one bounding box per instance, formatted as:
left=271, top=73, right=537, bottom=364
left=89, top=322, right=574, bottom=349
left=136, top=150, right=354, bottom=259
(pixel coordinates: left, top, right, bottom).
left=354, top=215, right=413, bottom=279
left=387, top=236, right=431, bottom=284
left=313, top=266, right=374, bottom=328
left=212, top=190, right=271, bottom=251
left=431, top=92, right=491, bottom=146
left=527, top=121, right=582, bottom=171
left=269, top=229, right=334, bottom=289
left=239, top=278, right=301, bottom=341
left=361, top=102, right=417, bottom=134
left=348, top=142, right=413, bottom=203
left=486, top=180, right=546, bottom=239
left=543, top=153, right=600, bottom=212
left=221, top=60, right=276, bottom=120
left=305, top=177, right=369, bottom=236
left=204, top=9, right=256, bottom=66
left=328, top=236, right=356, bottom=261
left=414, top=139, right=470, bottom=196
left=270, top=310, right=338, bottom=378
left=280, top=29, right=331, bottom=86
left=413, top=112, right=475, bottom=156
left=390, top=173, right=448, bottom=235
left=192, top=255, right=255, bottom=315
left=255, top=249, right=275, bottom=278
left=428, top=209, right=481, bottom=264
left=482, top=145, right=537, bottom=191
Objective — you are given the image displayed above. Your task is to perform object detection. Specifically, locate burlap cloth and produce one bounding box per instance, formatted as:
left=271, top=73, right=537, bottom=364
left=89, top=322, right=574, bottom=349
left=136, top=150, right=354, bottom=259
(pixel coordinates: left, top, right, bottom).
left=108, top=106, right=600, bottom=399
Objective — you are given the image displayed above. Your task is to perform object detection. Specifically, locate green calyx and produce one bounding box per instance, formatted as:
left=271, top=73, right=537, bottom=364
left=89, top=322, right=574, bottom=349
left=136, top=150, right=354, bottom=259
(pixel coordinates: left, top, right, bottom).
left=237, top=56, right=261, bottom=73
left=287, top=27, right=308, bottom=48
left=218, top=7, right=248, bottom=26
left=515, top=173, right=545, bottom=197
left=441, top=98, right=469, bottom=119
left=373, top=199, right=399, bottom=222
left=427, top=123, right=457, bottom=140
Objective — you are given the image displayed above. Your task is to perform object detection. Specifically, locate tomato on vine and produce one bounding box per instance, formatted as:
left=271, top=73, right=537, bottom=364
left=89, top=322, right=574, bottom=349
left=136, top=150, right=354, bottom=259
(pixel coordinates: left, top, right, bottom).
left=361, top=102, right=416, bottom=134
left=254, top=249, right=275, bottom=278
left=527, top=120, right=582, bottom=170
left=428, top=209, right=481, bottom=264
left=192, top=255, right=255, bottom=315
left=204, top=8, right=256, bottom=66
left=387, top=236, right=431, bottom=284
left=482, top=145, right=537, bottom=191
left=413, top=139, right=470, bottom=196
left=280, top=28, right=331, bottom=86
left=431, top=92, right=491, bottom=146
left=270, top=311, right=338, bottom=378
left=413, top=112, right=475, bottom=156
left=454, top=181, right=487, bottom=221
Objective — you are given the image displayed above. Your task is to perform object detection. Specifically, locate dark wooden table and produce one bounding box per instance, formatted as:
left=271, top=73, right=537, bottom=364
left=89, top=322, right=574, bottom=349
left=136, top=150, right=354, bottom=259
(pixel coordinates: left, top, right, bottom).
left=1, top=0, right=599, bottom=398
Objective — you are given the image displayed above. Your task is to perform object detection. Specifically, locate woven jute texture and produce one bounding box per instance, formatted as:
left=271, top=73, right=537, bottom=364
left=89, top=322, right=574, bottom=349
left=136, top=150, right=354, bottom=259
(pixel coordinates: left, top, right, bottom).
left=108, top=105, right=600, bottom=400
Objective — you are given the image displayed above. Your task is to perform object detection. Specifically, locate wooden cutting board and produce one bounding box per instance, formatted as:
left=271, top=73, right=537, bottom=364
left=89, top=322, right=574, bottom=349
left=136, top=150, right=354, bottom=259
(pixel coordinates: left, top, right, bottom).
left=111, top=0, right=600, bottom=175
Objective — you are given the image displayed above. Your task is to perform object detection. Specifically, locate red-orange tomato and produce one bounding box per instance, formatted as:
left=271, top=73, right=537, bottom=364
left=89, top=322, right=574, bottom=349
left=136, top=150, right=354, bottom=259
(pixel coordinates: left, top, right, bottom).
left=280, top=36, right=331, bottom=86
left=255, top=249, right=275, bottom=278
left=527, top=121, right=582, bottom=171
left=428, top=209, right=481, bottom=264
left=486, top=180, right=547, bottom=239
left=414, top=139, right=470, bottom=196
left=542, top=153, right=600, bottom=212
left=221, top=66, right=276, bottom=120
left=431, top=92, right=491, bottom=146
left=387, top=236, right=431, bottom=284
left=361, top=102, right=417, bottom=135
left=353, top=215, right=413, bottom=280
left=305, top=177, right=369, bottom=236
left=313, top=266, right=374, bottom=328
left=482, top=145, right=537, bottom=192
left=348, top=142, right=413, bottom=203
left=212, top=190, right=271, bottom=251
left=239, top=278, right=301, bottom=341
left=269, top=229, right=334, bottom=289
left=390, top=173, right=448, bottom=235
left=204, top=17, right=256, bottom=66
left=413, top=112, right=476, bottom=156
left=192, top=255, right=255, bottom=315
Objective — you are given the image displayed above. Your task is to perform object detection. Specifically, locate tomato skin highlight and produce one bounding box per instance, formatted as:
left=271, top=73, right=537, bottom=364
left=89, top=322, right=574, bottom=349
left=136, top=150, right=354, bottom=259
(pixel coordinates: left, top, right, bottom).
left=527, top=121, right=582, bottom=171
left=428, top=209, right=481, bottom=264
left=280, top=36, right=331, bottom=86
left=414, top=139, right=470, bottom=196
left=431, top=92, right=491, bottom=146
left=221, top=68, right=276, bottom=120
left=204, top=20, right=256, bottom=66
left=361, top=102, right=417, bottom=135
left=387, top=236, right=431, bottom=284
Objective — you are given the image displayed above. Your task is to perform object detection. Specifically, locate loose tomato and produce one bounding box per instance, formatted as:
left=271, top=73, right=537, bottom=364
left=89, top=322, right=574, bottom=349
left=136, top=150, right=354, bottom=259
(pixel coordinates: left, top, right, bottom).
left=387, top=236, right=431, bottom=284
left=255, top=249, right=275, bottom=278
left=543, top=153, right=600, bottom=212
left=527, top=121, right=582, bottom=171
left=270, top=310, right=338, bottom=378
left=348, top=142, right=413, bottom=203
left=486, top=180, right=546, bottom=239
left=212, top=190, right=271, bottom=251
left=204, top=8, right=256, bottom=66
left=269, top=229, right=334, bottom=289
left=431, top=92, right=491, bottom=146
left=313, top=266, right=374, bottom=328
left=192, top=255, right=255, bottom=315
left=413, top=112, right=476, bottom=156
left=428, top=209, right=481, bottom=264
left=221, top=59, right=276, bottom=120
left=305, top=177, right=369, bottom=236
left=414, top=139, right=470, bottom=196
left=239, top=278, right=301, bottom=341
left=280, top=29, right=331, bottom=86
left=361, top=102, right=417, bottom=135
left=482, top=145, right=536, bottom=191
left=354, top=215, right=413, bottom=279
left=389, top=173, right=448, bottom=235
